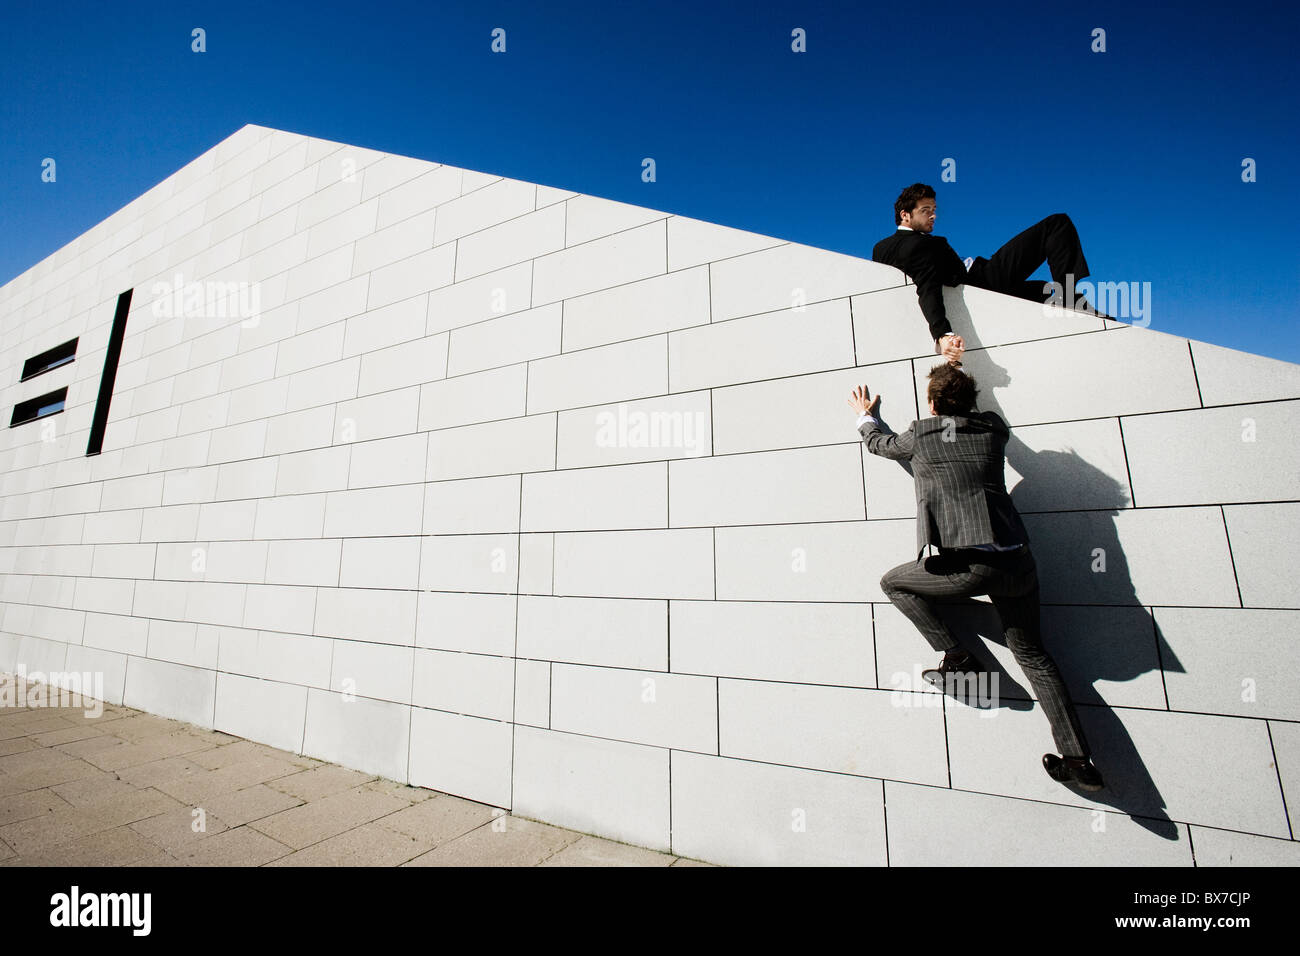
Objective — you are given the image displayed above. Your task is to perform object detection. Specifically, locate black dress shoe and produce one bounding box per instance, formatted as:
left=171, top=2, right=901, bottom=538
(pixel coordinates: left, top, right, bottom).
left=1043, top=753, right=1105, bottom=791
left=921, top=650, right=983, bottom=689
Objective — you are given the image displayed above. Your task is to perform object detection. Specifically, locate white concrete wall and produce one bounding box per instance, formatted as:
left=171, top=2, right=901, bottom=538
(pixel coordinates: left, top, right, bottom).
left=2, top=124, right=1298, bottom=866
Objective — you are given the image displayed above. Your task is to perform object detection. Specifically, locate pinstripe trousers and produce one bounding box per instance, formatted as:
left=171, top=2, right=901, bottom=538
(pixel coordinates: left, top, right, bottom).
left=880, top=545, right=1092, bottom=759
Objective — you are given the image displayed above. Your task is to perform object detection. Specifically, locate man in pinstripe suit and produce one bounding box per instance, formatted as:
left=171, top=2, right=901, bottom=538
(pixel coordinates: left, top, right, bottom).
left=848, top=363, right=1104, bottom=791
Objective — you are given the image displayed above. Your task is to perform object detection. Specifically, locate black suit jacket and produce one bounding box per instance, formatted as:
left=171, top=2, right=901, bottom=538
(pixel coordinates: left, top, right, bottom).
left=859, top=409, right=1030, bottom=560
left=872, top=229, right=969, bottom=341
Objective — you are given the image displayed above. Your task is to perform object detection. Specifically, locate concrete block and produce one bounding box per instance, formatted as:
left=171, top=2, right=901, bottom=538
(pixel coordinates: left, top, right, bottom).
left=314, top=587, right=418, bottom=647
left=711, top=359, right=918, bottom=456
left=1191, top=340, right=1300, bottom=406
left=331, top=639, right=415, bottom=704
left=533, top=220, right=666, bottom=304
left=446, top=303, right=562, bottom=376
left=425, top=474, right=521, bottom=534
left=455, top=203, right=565, bottom=281
left=512, top=725, right=670, bottom=850
left=433, top=177, right=536, bottom=245
left=408, top=707, right=511, bottom=806
left=419, top=533, right=517, bottom=593
left=1024, top=508, right=1240, bottom=607
left=666, top=215, right=785, bottom=272
left=553, top=529, right=713, bottom=599
left=885, top=780, right=1192, bottom=866
left=122, top=656, right=215, bottom=728
left=549, top=663, right=717, bottom=752
left=1222, top=503, right=1300, bottom=608
left=670, top=299, right=854, bottom=392
left=411, top=648, right=513, bottom=720
left=562, top=266, right=709, bottom=352
left=709, top=241, right=899, bottom=322
left=670, top=599, right=874, bottom=686
left=516, top=595, right=667, bottom=670
left=520, top=462, right=666, bottom=531
left=1156, top=608, right=1300, bottom=720
left=565, top=195, right=666, bottom=247
left=1190, top=827, right=1300, bottom=866
left=338, top=536, right=421, bottom=590
left=556, top=391, right=711, bottom=469
left=415, top=591, right=516, bottom=656
left=425, top=262, right=532, bottom=335
left=526, top=334, right=667, bottom=414
left=669, top=444, right=864, bottom=527
left=671, top=750, right=886, bottom=866
left=719, top=679, right=948, bottom=785
left=1123, top=401, right=1300, bottom=506
left=417, top=362, right=526, bottom=432
left=945, top=703, right=1288, bottom=837
left=213, top=672, right=308, bottom=754
left=715, top=519, right=916, bottom=602
left=937, top=327, right=1200, bottom=426
left=514, top=659, right=550, bottom=727
left=301, top=687, right=410, bottom=782
left=425, top=414, right=556, bottom=481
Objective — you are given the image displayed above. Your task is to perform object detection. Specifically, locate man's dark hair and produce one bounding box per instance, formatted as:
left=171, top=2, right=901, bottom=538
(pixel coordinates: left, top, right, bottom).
left=927, top=363, right=978, bottom=415
left=894, top=183, right=936, bottom=225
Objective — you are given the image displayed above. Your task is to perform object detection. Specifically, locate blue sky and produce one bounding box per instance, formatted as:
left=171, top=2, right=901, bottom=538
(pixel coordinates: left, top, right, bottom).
left=2, top=0, right=1296, bottom=361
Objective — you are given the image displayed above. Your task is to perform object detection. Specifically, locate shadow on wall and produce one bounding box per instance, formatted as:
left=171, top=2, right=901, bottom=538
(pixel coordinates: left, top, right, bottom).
left=913, top=315, right=1183, bottom=841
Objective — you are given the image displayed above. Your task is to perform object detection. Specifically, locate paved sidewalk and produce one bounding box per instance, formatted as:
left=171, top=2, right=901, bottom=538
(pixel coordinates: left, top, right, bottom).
left=0, top=678, right=711, bottom=867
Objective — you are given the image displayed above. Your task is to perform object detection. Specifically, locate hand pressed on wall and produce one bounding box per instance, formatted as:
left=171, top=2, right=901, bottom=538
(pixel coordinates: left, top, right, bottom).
left=847, top=385, right=881, bottom=417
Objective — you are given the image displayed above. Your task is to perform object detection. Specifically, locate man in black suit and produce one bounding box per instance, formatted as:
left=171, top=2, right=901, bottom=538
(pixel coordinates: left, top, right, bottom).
left=872, top=183, right=1100, bottom=363
left=848, top=362, right=1104, bottom=791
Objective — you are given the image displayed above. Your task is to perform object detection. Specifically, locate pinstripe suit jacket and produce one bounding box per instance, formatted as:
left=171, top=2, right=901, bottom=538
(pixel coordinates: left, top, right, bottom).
left=859, top=410, right=1030, bottom=559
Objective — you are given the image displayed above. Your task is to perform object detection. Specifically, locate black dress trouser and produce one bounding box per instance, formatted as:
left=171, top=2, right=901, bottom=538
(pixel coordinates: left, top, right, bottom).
left=964, top=213, right=1091, bottom=304
left=879, top=545, right=1093, bottom=759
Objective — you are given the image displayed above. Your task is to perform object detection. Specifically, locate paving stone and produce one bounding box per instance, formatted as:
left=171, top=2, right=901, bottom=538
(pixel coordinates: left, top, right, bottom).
left=249, top=787, right=410, bottom=850
left=403, top=814, right=582, bottom=867
left=115, top=755, right=211, bottom=790
left=373, top=793, right=497, bottom=845
left=538, top=834, right=677, bottom=867
left=29, top=724, right=110, bottom=747
left=0, top=789, right=74, bottom=828
left=54, top=734, right=132, bottom=759
left=0, top=756, right=105, bottom=797
left=170, top=825, right=295, bottom=866
left=82, top=787, right=186, bottom=830
left=0, top=714, right=76, bottom=739
left=153, top=755, right=307, bottom=804
left=0, top=737, right=41, bottom=758
left=187, top=739, right=308, bottom=771
left=361, top=778, right=438, bottom=804
left=0, top=747, right=85, bottom=776
left=81, top=732, right=220, bottom=772
left=50, top=771, right=140, bottom=808
left=265, top=822, right=435, bottom=867
left=16, top=824, right=173, bottom=866
left=129, top=803, right=233, bottom=853
left=198, top=785, right=305, bottom=828
left=98, top=713, right=192, bottom=742
left=266, top=764, right=377, bottom=802
left=0, top=806, right=121, bottom=856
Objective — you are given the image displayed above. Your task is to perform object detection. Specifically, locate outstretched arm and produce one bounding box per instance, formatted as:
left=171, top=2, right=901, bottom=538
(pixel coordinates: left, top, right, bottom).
left=847, top=386, right=915, bottom=461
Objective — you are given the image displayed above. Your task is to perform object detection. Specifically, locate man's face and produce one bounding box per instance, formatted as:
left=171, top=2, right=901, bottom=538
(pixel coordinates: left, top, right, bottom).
left=901, top=198, right=936, bottom=232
